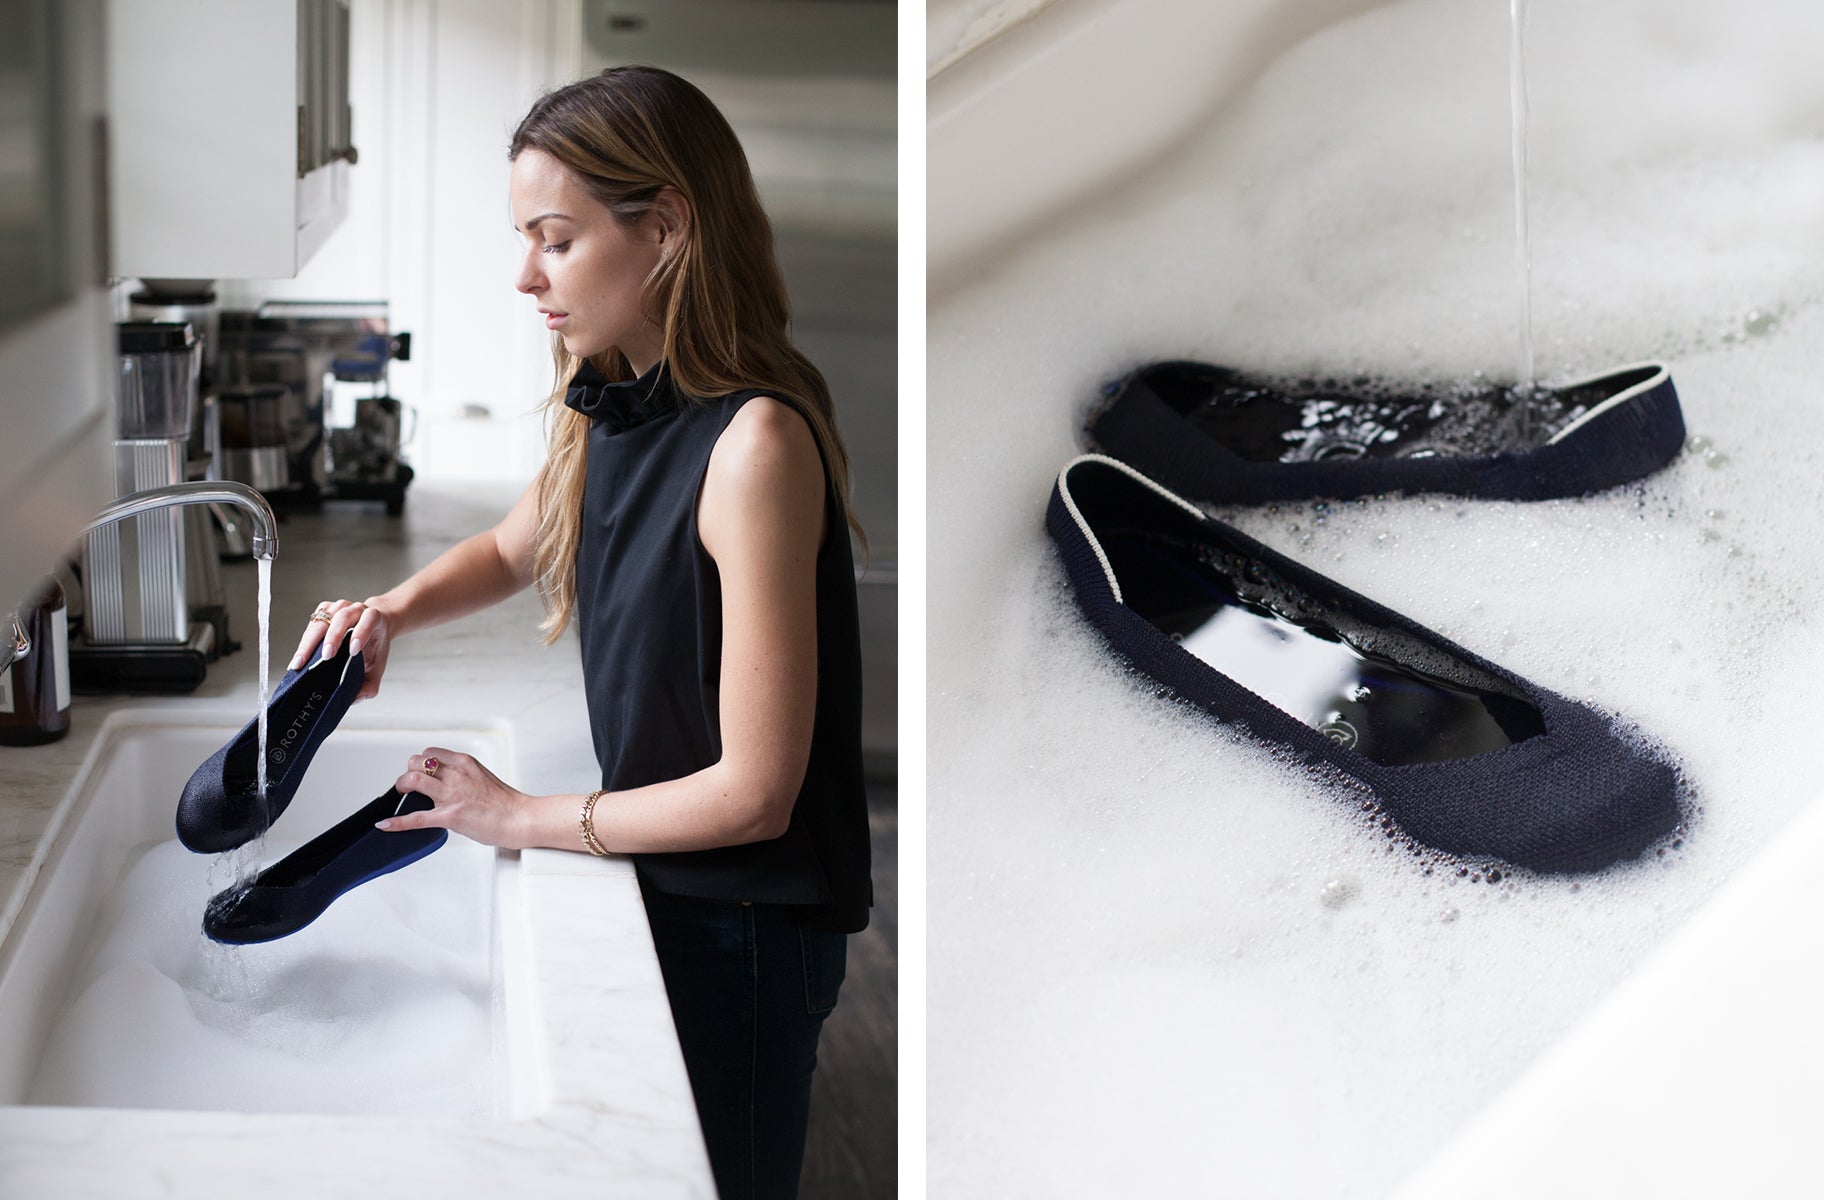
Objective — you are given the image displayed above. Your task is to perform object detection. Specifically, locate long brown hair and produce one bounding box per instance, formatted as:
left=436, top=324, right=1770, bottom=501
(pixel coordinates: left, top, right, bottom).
left=510, top=66, right=861, bottom=642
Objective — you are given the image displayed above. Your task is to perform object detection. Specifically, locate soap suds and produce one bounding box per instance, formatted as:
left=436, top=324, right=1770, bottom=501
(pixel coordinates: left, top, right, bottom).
left=929, top=0, right=1824, bottom=1195
left=26, top=837, right=495, bottom=1116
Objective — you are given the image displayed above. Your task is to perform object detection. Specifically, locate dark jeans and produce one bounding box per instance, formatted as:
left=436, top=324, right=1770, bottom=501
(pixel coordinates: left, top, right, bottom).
left=640, top=882, right=848, bottom=1200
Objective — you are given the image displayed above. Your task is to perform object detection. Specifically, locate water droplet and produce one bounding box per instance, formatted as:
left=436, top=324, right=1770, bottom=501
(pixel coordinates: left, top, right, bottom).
left=1441, top=906, right=1460, bottom=924
left=1745, top=309, right=1778, bottom=336
left=1320, top=879, right=1357, bottom=909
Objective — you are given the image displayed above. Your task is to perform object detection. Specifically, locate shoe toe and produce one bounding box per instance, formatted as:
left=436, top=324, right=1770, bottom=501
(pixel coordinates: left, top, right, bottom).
left=1480, top=705, right=1681, bottom=873
left=1527, top=735, right=1681, bottom=873
left=202, top=885, right=295, bottom=944
left=1372, top=697, right=1682, bottom=874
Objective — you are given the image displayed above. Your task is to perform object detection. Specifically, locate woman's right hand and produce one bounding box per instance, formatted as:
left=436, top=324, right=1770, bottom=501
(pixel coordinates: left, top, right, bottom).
left=289, top=597, right=397, bottom=701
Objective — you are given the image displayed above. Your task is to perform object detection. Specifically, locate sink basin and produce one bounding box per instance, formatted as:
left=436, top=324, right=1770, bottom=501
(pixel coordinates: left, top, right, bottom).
left=0, top=712, right=539, bottom=1117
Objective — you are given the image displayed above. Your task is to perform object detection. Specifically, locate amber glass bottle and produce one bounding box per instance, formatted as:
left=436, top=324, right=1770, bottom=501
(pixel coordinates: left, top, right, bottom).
left=0, top=577, right=71, bottom=746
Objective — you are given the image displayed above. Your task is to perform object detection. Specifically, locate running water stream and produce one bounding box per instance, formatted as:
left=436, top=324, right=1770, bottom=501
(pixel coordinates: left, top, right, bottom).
left=1509, top=0, right=1534, bottom=391
left=255, top=558, right=272, bottom=821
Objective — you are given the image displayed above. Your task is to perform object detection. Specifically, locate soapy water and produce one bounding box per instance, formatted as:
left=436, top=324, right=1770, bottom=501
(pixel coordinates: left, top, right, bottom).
left=928, top=0, right=1824, bottom=1195
left=1509, top=0, right=1534, bottom=393
left=255, top=557, right=271, bottom=822
left=25, top=835, right=495, bottom=1115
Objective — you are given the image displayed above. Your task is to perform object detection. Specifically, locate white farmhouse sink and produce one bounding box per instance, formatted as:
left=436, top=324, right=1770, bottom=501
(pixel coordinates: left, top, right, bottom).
left=0, top=712, right=539, bottom=1118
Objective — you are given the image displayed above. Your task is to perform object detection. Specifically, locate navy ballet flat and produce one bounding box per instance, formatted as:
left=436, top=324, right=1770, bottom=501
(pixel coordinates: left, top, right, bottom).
left=1086, top=360, right=1686, bottom=503
left=202, top=788, right=447, bottom=945
left=177, top=639, right=365, bottom=853
left=1048, top=454, right=1681, bottom=872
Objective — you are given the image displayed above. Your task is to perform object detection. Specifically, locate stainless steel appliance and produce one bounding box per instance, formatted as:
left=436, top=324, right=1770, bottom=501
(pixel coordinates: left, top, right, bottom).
left=72, top=321, right=224, bottom=691
left=84, top=322, right=200, bottom=645
left=72, top=481, right=278, bottom=692
left=217, top=383, right=292, bottom=492
left=216, top=300, right=414, bottom=514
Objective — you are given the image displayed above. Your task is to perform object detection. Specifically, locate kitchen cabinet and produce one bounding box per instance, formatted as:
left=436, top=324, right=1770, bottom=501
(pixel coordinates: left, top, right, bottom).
left=107, top=0, right=352, bottom=280
left=0, top=0, right=114, bottom=614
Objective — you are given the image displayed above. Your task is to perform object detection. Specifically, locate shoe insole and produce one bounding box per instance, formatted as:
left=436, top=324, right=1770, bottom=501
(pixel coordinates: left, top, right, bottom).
left=1142, top=364, right=1659, bottom=463
left=1101, top=526, right=1546, bottom=766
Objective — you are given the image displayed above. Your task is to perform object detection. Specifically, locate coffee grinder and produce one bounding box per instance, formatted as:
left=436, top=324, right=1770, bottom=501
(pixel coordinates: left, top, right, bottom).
left=72, top=321, right=222, bottom=691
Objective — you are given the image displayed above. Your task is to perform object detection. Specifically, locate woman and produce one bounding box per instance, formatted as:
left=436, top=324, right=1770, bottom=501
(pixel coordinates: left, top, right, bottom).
left=289, top=66, right=871, bottom=1199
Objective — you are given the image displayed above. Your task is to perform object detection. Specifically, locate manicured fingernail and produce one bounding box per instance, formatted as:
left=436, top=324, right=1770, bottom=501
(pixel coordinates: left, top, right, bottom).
left=375, top=819, right=394, bottom=831
left=349, top=637, right=363, bottom=656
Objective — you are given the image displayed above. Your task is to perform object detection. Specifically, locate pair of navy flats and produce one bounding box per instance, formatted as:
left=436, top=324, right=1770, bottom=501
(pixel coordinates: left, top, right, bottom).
left=1052, top=362, right=1687, bottom=872
left=178, top=639, right=447, bottom=942
left=203, top=789, right=446, bottom=945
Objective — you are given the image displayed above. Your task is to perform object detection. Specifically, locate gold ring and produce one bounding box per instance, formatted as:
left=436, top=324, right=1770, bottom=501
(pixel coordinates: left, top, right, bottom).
left=422, top=756, right=440, bottom=778
left=309, top=612, right=332, bottom=624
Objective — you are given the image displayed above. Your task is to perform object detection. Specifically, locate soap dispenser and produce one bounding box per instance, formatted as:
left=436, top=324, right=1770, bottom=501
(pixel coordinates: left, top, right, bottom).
left=1, top=576, right=72, bottom=745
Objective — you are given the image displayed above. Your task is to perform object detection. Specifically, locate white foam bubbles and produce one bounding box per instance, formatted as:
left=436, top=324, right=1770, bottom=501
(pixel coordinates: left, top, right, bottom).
left=26, top=838, right=494, bottom=1116
left=930, top=0, right=1824, bottom=1195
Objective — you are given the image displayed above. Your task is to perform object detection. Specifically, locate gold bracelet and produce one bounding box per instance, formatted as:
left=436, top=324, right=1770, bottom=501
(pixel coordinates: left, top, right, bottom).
left=579, top=788, right=608, bottom=856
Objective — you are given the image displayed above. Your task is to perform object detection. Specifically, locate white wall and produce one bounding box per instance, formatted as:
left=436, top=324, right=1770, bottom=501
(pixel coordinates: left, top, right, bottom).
left=578, top=20, right=899, bottom=552
left=218, top=0, right=585, bottom=486
left=213, top=0, right=898, bottom=557
left=0, top=0, right=115, bottom=613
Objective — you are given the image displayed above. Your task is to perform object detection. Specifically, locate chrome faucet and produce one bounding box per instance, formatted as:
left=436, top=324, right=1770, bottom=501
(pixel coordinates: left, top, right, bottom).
left=82, top=481, right=279, bottom=560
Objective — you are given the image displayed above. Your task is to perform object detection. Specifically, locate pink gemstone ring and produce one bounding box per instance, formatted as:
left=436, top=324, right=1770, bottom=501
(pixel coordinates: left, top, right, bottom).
left=422, top=756, right=440, bottom=778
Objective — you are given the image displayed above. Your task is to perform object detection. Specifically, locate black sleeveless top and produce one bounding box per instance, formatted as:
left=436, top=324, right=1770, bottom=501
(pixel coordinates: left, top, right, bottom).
left=565, top=359, right=871, bottom=932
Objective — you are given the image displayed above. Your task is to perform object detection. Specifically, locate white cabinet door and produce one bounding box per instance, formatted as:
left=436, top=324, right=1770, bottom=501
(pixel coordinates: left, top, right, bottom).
left=0, top=0, right=114, bottom=611
left=108, top=0, right=351, bottom=281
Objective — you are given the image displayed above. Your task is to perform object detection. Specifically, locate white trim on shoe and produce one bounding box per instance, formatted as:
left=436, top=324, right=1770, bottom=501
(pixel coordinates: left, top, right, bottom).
left=1056, top=453, right=1210, bottom=604
left=1545, top=361, right=1671, bottom=446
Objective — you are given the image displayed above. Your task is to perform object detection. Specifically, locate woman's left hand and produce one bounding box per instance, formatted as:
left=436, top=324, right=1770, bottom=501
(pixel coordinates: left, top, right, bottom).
left=382, top=748, right=531, bottom=849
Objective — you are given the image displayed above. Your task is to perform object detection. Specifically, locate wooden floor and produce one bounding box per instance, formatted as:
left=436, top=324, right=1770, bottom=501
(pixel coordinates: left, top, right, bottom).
left=801, top=779, right=898, bottom=1198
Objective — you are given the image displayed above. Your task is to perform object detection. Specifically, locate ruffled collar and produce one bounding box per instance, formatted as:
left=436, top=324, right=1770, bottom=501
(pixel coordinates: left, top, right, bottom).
left=563, top=358, right=677, bottom=433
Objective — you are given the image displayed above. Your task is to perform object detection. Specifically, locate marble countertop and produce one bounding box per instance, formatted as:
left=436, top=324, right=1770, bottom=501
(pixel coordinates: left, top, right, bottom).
left=0, top=482, right=713, bottom=1197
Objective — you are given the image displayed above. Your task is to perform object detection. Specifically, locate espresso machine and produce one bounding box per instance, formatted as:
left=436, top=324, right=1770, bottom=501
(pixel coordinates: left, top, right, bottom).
left=72, top=320, right=225, bottom=691
left=216, top=301, right=414, bottom=514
